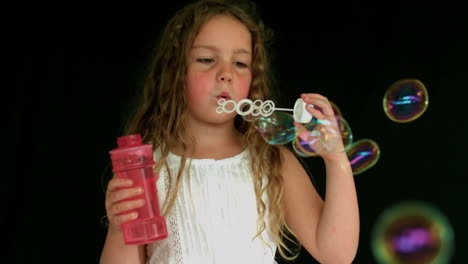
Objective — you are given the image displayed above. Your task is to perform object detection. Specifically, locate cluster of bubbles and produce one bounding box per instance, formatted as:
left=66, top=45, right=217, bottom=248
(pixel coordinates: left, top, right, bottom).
left=217, top=98, right=356, bottom=157
left=217, top=80, right=455, bottom=263
left=372, top=80, right=450, bottom=263
left=216, top=78, right=429, bottom=176
left=294, top=101, right=381, bottom=175
left=218, top=97, right=380, bottom=175
left=371, top=201, right=454, bottom=264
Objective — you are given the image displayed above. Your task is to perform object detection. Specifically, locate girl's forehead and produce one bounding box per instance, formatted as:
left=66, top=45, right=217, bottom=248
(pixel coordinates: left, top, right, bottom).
left=192, top=15, right=252, bottom=52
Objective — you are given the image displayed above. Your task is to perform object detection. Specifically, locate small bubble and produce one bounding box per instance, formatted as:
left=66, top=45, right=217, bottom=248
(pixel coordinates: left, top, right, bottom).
left=346, top=139, right=380, bottom=175
left=383, top=79, right=429, bottom=123
left=371, top=201, right=454, bottom=264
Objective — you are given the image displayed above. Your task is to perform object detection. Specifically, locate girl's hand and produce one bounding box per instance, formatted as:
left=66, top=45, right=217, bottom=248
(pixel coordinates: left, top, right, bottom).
left=295, top=93, right=346, bottom=161
left=105, top=177, right=145, bottom=232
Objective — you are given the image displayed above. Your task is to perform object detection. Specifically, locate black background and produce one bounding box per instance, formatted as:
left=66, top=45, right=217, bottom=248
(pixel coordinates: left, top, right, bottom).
left=9, top=0, right=468, bottom=263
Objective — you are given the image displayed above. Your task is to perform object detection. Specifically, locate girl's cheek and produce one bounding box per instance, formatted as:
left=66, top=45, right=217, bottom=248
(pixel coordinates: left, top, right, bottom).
left=196, top=74, right=212, bottom=89
left=187, top=72, right=211, bottom=93
left=238, top=76, right=252, bottom=99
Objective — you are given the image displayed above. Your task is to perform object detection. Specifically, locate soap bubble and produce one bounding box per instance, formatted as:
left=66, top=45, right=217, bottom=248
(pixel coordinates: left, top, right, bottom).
left=329, top=100, right=351, bottom=151
left=371, top=201, right=454, bottom=264
left=383, top=79, right=429, bottom=123
left=346, top=139, right=380, bottom=175
left=292, top=116, right=353, bottom=157
left=330, top=100, right=343, bottom=120
left=253, top=112, right=296, bottom=145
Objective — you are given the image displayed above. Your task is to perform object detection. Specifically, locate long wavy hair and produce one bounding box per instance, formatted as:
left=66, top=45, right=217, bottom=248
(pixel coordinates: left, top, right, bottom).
left=124, top=0, right=300, bottom=260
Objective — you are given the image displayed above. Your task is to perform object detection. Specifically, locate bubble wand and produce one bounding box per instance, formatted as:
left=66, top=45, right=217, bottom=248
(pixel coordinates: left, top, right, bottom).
left=216, top=98, right=314, bottom=123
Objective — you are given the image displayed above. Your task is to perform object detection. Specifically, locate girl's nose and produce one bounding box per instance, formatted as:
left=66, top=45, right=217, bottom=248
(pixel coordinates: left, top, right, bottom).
left=216, top=65, right=232, bottom=82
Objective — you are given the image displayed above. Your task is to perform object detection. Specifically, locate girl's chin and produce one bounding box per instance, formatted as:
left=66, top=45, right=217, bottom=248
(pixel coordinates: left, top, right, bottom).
left=211, top=113, right=237, bottom=122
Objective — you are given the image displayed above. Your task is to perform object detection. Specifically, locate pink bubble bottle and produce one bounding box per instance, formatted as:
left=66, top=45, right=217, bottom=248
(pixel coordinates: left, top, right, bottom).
left=109, top=134, right=168, bottom=245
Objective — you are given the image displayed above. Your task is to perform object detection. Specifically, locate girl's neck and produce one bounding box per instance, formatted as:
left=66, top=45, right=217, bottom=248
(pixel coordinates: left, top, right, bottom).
left=170, top=120, right=245, bottom=160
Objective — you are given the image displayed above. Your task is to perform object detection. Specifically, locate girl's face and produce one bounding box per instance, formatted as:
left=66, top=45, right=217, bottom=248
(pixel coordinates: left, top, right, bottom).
left=186, top=15, right=252, bottom=125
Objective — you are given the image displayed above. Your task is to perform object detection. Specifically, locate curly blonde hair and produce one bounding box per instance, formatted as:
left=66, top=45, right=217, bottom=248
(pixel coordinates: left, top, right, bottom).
left=124, top=0, right=300, bottom=260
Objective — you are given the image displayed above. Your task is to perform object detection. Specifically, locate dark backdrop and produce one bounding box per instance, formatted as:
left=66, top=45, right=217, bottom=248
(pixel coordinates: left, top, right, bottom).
left=9, top=1, right=467, bottom=263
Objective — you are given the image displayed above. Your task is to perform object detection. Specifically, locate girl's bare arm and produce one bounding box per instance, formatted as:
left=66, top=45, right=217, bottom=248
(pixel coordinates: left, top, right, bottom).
left=100, top=226, right=146, bottom=264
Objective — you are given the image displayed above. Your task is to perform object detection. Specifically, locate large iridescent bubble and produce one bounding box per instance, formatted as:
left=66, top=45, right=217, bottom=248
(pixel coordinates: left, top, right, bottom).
left=330, top=100, right=343, bottom=120
left=330, top=100, right=351, bottom=150
left=292, top=116, right=353, bottom=157
left=252, top=112, right=297, bottom=145
left=371, top=201, right=454, bottom=264
left=346, top=139, right=380, bottom=175
left=383, top=79, right=429, bottom=123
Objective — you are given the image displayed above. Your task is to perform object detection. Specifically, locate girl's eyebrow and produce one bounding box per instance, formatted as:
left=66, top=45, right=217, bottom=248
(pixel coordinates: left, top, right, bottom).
left=192, top=45, right=251, bottom=55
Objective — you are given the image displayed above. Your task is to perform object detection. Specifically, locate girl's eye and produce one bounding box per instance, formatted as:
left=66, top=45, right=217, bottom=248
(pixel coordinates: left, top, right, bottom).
left=234, top=61, right=248, bottom=68
left=197, top=58, right=214, bottom=64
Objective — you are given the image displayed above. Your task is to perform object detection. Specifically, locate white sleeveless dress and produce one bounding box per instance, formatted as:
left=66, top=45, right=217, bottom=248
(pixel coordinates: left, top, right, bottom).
left=146, top=148, right=277, bottom=264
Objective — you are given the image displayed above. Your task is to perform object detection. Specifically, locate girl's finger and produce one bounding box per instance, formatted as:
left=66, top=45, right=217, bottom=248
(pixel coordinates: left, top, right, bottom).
left=110, top=212, right=139, bottom=226
left=107, top=178, right=133, bottom=193
left=109, top=199, right=145, bottom=216
left=301, top=95, right=334, bottom=115
left=301, top=93, right=329, bottom=102
left=306, top=105, right=327, bottom=120
left=107, top=187, right=144, bottom=205
left=294, top=122, right=311, bottom=141
left=293, top=121, right=304, bottom=129
left=305, top=100, right=334, bottom=118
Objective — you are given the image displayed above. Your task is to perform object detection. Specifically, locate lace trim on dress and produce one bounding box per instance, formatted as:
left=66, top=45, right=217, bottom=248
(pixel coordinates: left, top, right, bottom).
left=165, top=166, right=184, bottom=264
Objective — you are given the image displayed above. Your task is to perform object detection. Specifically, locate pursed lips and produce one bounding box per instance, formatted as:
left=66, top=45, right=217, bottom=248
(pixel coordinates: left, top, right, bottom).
left=216, top=91, right=231, bottom=101
left=216, top=95, right=231, bottom=101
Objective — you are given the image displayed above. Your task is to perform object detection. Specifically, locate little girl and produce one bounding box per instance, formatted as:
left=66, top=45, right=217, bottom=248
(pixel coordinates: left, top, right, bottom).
left=100, top=0, right=359, bottom=263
